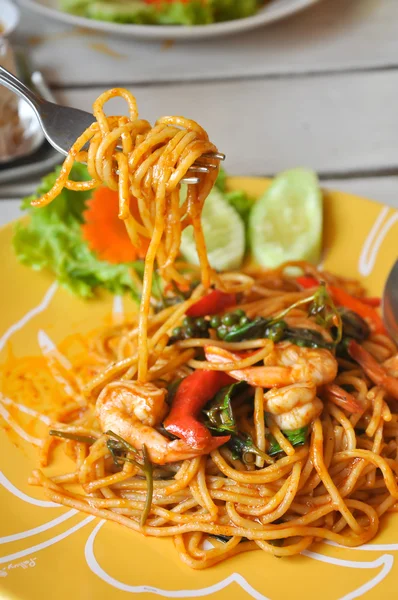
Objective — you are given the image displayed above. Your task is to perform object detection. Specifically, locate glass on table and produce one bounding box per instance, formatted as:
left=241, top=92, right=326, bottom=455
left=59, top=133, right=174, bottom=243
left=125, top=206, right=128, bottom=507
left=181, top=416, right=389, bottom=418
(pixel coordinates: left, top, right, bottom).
left=0, top=39, right=23, bottom=160
left=0, top=0, right=22, bottom=162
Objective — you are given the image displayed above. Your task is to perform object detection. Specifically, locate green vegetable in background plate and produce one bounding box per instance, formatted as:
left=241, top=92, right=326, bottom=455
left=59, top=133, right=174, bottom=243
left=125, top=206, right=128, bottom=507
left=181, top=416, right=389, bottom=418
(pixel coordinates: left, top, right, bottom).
left=152, top=1, right=213, bottom=25
left=61, top=0, right=265, bottom=25
left=211, top=0, right=263, bottom=22
left=85, top=2, right=158, bottom=23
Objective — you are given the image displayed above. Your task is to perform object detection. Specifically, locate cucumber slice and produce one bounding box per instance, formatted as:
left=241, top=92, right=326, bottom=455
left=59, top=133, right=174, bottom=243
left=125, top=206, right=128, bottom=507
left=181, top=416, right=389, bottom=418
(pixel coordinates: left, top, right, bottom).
left=248, top=168, right=323, bottom=268
left=180, top=187, right=245, bottom=271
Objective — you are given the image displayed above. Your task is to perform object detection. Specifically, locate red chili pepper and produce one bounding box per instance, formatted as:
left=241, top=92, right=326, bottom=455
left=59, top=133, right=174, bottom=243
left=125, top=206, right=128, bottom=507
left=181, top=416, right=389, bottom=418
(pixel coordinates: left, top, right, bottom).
left=186, top=289, right=237, bottom=318
left=356, top=297, right=381, bottom=308
left=296, top=275, right=319, bottom=289
left=328, top=285, right=386, bottom=335
left=164, top=370, right=233, bottom=450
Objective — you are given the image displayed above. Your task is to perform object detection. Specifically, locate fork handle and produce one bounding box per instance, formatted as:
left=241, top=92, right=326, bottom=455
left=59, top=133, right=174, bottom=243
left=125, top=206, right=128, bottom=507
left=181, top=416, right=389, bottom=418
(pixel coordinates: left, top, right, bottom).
left=0, top=65, right=43, bottom=115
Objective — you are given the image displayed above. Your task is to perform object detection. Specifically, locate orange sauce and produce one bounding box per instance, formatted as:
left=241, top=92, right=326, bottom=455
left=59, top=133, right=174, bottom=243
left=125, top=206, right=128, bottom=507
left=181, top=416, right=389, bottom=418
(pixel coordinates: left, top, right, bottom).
left=89, top=42, right=126, bottom=59
left=28, top=27, right=98, bottom=47
left=28, top=35, right=43, bottom=46
left=161, top=39, right=175, bottom=50
left=0, top=317, right=129, bottom=454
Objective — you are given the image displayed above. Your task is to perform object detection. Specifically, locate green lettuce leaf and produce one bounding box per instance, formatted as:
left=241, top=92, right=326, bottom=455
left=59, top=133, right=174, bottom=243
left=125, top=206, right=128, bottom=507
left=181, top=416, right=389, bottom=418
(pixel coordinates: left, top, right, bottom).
left=13, top=164, right=143, bottom=299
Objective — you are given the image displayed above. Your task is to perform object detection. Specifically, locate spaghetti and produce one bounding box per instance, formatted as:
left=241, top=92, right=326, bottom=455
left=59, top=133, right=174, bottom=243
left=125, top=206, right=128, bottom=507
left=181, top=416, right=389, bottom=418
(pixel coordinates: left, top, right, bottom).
left=32, top=88, right=220, bottom=382
left=2, top=88, right=398, bottom=568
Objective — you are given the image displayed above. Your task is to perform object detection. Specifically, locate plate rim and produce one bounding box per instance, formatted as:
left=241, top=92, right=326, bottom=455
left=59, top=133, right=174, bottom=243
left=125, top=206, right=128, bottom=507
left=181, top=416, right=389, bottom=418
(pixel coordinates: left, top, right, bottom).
left=1, top=175, right=398, bottom=599
left=18, top=0, right=322, bottom=40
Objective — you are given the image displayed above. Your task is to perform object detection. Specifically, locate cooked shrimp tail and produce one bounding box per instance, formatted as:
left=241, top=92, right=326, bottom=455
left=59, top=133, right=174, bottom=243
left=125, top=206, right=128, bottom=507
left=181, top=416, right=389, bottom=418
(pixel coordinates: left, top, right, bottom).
left=348, top=340, right=398, bottom=400
left=322, top=383, right=364, bottom=414
left=204, top=342, right=338, bottom=387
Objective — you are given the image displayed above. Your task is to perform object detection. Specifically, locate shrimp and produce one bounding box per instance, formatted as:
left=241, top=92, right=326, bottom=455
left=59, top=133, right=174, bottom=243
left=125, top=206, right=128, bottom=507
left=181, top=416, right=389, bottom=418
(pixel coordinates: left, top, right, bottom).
left=348, top=340, right=398, bottom=400
left=263, top=383, right=323, bottom=429
left=322, top=384, right=364, bottom=414
left=204, top=342, right=338, bottom=388
left=204, top=342, right=339, bottom=430
left=96, top=381, right=227, bottom=464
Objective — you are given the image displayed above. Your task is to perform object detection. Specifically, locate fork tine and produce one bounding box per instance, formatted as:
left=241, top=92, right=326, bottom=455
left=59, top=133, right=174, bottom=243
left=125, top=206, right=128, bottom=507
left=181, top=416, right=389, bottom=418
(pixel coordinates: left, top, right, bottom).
left=188, top=165, right=210, bottom=173
left=181, top=177, right=201, bottom=185
left=182, top=154, right=224, bottom=182
left=194, top=162, right=218, bottom=170
left=202, top=152, right=225, bottom=161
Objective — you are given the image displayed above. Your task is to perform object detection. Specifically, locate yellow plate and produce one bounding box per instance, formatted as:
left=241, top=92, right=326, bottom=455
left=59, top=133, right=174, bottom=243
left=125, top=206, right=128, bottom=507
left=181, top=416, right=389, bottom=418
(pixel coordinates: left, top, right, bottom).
left=0, top=177, right=397, bottom=600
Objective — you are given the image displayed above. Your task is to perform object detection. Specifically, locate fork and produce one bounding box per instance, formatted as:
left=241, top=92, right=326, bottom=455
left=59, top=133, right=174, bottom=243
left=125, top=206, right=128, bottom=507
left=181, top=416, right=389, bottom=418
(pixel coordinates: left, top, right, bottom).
left=0, top=65, right=225, bottom=184
left=383, top=259, right=398, bottom=345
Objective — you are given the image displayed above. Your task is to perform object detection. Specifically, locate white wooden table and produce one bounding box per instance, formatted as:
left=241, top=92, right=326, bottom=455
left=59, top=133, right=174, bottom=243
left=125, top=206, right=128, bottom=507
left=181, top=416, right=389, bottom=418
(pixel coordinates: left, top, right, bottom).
left=2, top=0, right=398, bottom=226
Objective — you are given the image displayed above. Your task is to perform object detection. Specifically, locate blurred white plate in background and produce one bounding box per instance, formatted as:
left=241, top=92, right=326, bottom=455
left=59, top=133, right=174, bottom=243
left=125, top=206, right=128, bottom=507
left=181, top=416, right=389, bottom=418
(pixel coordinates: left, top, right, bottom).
left=17, top=0, right=322, bottom=40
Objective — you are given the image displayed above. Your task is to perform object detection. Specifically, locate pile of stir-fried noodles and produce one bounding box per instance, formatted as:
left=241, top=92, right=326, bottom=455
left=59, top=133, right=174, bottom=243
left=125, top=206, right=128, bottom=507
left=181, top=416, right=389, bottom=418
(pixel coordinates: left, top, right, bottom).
left=2, top=88, right=398, bottom=569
